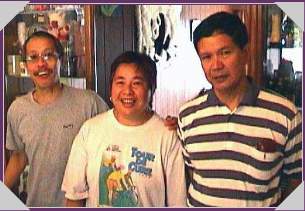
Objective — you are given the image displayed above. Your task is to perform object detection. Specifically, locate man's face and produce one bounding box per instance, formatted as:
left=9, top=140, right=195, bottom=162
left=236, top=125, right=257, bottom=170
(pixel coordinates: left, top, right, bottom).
left=25, top=37, right=60, bottom=89
left=196, top=33, right=248, bottom=94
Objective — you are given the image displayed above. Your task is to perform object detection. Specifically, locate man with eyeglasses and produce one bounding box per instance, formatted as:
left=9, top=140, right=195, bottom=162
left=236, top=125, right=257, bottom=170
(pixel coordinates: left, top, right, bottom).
left=4, top=31, right=109, bottom=207
left=4, top=31, right=178, bottom=207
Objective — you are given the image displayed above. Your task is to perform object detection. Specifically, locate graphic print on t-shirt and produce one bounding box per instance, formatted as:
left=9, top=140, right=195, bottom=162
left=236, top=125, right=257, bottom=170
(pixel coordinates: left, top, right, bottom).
left=128, top=147, right=155, bottom=176
left=99, top=145, right=138, bottom=207
left=99, top=145, right=156, bottom=207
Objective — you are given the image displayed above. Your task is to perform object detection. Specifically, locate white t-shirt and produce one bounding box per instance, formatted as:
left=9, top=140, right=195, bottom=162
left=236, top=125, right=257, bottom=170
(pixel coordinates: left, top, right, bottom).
left=62, top=109, right=186, bottom=207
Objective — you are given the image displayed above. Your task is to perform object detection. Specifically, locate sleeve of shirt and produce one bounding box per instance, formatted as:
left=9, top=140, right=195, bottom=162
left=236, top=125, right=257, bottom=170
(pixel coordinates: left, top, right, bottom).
left=283, top=110, right=302, bottom=179
left=93, top=92, right=109, bottom=114
left=86, top=90, right=109, bottom=118
left=177, top=113, right=192, bottom=167
left=6, top=103, right=25, bottom=152
left=62, top=123, right=90, bottom=200
left=163, top=130, right=187, bottom=207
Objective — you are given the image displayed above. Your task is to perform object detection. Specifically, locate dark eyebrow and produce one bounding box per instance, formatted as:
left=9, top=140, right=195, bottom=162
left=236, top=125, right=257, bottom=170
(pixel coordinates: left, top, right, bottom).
left=28, top=48, right=54, bottom=54
left=199, top=52, right=211, bottom=58
left=133, top=76, right=145, bottom=80
left=27, top=51, right=38, bottom=55
left=113, top=76, right=125, bottom=80
left=42, top=48, right=56, bottom=53
left=219, top=44, right=236, bottom=51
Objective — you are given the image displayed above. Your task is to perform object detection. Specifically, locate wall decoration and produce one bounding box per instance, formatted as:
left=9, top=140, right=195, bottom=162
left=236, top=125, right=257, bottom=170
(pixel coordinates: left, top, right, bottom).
left=136, top=5, right=182, bottom=65
left=100, top=5, right=122, bottom=17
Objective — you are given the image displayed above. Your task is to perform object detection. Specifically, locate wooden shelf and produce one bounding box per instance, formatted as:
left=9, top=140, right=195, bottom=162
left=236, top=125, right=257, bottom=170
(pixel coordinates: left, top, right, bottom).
left=268, top=42, right=282, bottom=48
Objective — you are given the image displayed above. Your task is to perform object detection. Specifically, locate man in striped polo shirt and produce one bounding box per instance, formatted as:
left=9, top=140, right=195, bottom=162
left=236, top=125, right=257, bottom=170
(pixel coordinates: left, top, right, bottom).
left=178, top=12, right=302, bottom=207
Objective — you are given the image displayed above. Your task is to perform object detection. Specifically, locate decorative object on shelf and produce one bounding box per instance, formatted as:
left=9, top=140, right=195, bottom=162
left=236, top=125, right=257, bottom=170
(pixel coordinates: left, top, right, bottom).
left=100, top=5, right=121, bottom=17
left=22, top=4, right=81, bottom=14
left=282, top=15, right=294, bottom=48
left=24, top=4, right=34, bottom=13
left=61, top=29, right=78, bottom=78
left=48, top=11, right=70, bottom=41
left=136, top=5, right=182, bottom=65
left=37, top=14, right=46, bottom=24
left=33, top=4, right=49, bottom=11
left=293, top=26, right=302, bottom=47
left=19, top=61, right=28, bottom=77
left=7, top=55, right=22, bottom=76
left=275, top=59, right=295, bottom=101
left=17, top=21, right=27, bottom=46
left=278, top=59, right=294, bottom=81
left=52, top=4, right=76, bottom=11
left=60, top=77, right=86, bottom=89
left=270, top=14, right=281, bottom=43
left=7, top=55, right=29, bottom=77
left=27, top=23, right=48, bottom=38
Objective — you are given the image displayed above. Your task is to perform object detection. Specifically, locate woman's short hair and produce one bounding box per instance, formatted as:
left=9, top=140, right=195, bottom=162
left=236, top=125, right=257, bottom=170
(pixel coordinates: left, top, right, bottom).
left=110, top=51, right=157, bottom=107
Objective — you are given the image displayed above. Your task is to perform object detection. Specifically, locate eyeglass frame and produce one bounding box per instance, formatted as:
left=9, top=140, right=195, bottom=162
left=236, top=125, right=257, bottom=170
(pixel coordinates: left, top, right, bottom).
left=24, top=51, right=59, bottom=63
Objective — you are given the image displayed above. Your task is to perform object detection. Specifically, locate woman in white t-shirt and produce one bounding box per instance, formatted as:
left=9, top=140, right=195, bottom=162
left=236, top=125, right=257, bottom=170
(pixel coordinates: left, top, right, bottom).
left=62, top=51, right=186, bottom=207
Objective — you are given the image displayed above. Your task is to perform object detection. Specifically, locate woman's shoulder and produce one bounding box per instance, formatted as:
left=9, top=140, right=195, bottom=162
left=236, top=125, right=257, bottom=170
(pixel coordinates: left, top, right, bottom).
left=148, top=113, right=176, bottom=134
left=84, top=110, right=111, bottom=126
left=149, top=114, right=179, bottom=150
left=149, top=113, right=164, bottom=126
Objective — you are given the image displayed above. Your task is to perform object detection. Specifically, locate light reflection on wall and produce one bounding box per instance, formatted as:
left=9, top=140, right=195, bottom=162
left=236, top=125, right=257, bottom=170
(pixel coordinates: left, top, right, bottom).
left=281, top=48, right=303, bottom=72
left=152, top=21, right=211, bottom=118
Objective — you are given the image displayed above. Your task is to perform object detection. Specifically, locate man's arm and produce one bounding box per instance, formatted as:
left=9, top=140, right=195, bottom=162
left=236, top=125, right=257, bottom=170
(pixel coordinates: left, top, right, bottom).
left=280, top=111, right=302, bottom=203
left=4, top=151, right=28, bottom=189
left=65, top=198, right=86, bottom=207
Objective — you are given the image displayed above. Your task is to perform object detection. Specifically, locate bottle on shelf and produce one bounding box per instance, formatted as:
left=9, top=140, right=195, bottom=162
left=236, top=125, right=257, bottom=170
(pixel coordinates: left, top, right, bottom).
left=61, top=35, right=77, bottom=77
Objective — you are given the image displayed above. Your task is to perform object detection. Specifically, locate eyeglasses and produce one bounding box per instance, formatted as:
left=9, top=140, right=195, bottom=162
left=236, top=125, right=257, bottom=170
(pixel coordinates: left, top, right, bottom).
left=25, top=52, right=59, bottom=63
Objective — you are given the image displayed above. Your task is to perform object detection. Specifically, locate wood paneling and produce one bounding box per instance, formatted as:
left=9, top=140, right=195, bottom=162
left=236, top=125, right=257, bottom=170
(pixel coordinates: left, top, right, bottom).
left=181, top=5, right=233, bottom=21
left=242, top=4, right=264, bottom=85
left=84, top=5, right=95, bottom=90
left=95, top=5, right=135, bottom=106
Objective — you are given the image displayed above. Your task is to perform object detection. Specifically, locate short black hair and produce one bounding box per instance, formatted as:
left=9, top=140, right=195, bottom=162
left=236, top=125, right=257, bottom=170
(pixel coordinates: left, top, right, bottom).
left=23, top=31, right=63, bottom=59
left=193, top=12, right=248, bottom=51
left=110, top=51, right=157, bottom=107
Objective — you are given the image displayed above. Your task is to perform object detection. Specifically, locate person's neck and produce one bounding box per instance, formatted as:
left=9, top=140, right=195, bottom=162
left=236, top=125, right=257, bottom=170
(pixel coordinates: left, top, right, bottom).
left=33, top=83, right=63, bottom=105
left=215, top=78, right=249, bottom=111
left=114, top=109, right=154, bottom=126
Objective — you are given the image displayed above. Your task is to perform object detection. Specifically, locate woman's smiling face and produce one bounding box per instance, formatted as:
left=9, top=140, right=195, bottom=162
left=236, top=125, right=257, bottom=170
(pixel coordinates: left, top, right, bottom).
left=111, top=63, right=151, bottom=125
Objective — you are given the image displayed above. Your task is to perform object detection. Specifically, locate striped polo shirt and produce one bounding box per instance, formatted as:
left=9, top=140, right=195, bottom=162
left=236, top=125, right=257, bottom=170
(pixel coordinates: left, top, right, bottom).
left=178, top=81, right=302, bottom=207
